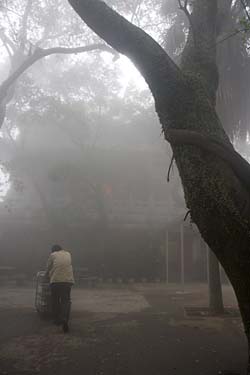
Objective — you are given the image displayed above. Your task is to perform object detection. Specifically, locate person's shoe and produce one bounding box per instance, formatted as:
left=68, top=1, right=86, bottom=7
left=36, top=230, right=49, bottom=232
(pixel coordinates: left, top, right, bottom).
left=62, top=321, right=69, bottom=333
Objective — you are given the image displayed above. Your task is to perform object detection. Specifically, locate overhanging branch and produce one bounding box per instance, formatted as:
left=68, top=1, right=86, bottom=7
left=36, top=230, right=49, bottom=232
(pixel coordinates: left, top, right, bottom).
left=0, top=43, right=117, bottom=102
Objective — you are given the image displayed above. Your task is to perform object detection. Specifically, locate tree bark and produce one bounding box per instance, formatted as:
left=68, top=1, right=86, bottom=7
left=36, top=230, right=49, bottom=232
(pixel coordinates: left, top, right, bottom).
left=68, top=0, right=250, bottom=370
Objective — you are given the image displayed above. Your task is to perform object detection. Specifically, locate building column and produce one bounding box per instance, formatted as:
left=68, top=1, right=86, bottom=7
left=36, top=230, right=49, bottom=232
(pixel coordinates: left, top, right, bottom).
left=165, top=229, right=169, bottom=284
left=180, top=223, right=185, bottom=289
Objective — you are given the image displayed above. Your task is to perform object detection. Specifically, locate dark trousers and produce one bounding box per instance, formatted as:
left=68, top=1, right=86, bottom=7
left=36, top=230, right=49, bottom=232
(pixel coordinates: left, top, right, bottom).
left=50, top=282, right=72, bottom=323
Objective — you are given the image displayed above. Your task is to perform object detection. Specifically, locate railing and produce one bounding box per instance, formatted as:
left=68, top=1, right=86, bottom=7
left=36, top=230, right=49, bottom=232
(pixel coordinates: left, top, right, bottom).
left=0, top=199, right=182, bottom=227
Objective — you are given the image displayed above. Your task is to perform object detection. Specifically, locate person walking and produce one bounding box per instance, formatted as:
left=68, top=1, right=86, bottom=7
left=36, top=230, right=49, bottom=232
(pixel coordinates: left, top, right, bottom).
left=45, top=244, right=74, bottom=333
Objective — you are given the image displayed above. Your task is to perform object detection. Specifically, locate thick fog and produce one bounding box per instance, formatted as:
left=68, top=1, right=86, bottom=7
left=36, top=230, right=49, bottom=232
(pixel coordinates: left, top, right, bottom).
left=1, top=2, right=249, bottom=375
left=0, top=0, right=248, bottom=282
left=0, top=0, right=190, bottom=279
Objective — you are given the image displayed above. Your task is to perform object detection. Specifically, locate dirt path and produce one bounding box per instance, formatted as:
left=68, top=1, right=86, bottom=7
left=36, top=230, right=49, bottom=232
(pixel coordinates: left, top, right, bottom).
left=0, top=284, right=246, bottom=375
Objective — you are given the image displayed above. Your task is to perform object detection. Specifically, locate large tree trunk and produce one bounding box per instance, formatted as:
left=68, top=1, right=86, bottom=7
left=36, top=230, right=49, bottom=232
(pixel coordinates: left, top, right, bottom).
left=68, top=0, right=250, bottom=371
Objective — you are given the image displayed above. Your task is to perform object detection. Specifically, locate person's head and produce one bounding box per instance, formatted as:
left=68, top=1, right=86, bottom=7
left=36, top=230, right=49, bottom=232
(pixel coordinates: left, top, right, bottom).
left=51, top=244, right=62, bottom=253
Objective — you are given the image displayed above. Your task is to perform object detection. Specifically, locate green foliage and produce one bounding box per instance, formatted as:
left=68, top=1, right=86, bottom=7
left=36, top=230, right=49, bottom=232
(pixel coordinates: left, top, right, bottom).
left=239, top=17, right=250, bottom=43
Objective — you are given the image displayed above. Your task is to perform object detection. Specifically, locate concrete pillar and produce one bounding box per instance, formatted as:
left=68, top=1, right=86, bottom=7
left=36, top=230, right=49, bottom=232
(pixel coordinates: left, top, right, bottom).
left=165, top=229, right=169, bottom=284
left=180, top=223, right=184, bottom=289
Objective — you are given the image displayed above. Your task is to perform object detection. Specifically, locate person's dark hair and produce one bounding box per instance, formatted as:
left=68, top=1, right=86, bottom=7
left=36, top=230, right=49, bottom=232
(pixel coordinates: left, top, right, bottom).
left=51, top=244, right=62, bottom=253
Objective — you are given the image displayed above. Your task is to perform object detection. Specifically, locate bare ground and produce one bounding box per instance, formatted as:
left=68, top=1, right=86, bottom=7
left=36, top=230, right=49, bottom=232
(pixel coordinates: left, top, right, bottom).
left=0, top=284, right=246, bottom=375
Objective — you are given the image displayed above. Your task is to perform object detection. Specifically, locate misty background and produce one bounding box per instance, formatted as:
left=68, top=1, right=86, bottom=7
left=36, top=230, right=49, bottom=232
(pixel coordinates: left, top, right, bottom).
left=0, top=0, right=249, bottom=282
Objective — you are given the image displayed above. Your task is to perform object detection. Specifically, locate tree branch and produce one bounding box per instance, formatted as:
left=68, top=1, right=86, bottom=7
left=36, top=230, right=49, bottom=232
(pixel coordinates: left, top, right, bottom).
left=177, top=0, right=196, bottom=41
left=240, top=0, right=250, bottom=22
left=0, top=5, right=22, bottom=17
left=20, top=0, right=33, bottom=50
left=0, top=29, right=16, bottom=55
left=68, top=0, right=185, bottom=102
left=0, top=37, right=13, bottom=58
left=0, top=43, right=117, bottom=102
left=165, top=129, right=250, bottom=192
left=130, top=0, right=142, bottom=25
left=177, top=0, right=189, bottom=19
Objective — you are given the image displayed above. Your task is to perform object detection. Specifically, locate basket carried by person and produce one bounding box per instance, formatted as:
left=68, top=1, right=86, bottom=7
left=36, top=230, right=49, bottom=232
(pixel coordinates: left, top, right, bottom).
left=35, top=271, right=52, bottom=316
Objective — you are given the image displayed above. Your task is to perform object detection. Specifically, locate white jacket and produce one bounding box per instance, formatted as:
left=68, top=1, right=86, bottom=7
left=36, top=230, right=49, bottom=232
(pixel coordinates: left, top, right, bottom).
left=46, top=250, right=74, bottom=284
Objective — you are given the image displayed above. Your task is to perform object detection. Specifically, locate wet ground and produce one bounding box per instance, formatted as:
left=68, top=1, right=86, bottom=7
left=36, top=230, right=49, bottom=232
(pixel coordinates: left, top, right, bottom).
left=0, top=284, right=247, bottom=375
